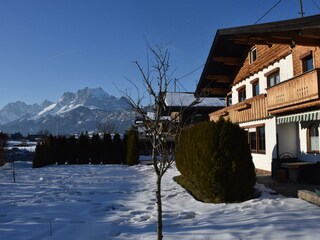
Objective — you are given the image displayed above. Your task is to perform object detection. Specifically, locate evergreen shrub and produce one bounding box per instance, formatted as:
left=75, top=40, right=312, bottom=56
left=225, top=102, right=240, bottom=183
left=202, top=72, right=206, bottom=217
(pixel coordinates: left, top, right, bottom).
left=175, top=118, right=256, bottom=203
left=126, top=129, right=139, bottom=166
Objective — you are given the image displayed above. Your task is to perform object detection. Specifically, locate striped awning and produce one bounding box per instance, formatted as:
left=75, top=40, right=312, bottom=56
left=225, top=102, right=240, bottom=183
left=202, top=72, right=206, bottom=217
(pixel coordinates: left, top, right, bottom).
left=277, top=110, right=320, bottom=124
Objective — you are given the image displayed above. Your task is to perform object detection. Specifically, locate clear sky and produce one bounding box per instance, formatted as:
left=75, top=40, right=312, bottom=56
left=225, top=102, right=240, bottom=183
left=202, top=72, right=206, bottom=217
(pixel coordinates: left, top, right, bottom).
left=0, top=0, right=319, bottom=109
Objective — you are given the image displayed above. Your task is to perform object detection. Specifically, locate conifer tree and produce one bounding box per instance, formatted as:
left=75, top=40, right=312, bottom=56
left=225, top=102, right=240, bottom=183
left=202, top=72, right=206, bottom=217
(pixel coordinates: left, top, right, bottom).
left=67, top=135, right=78, bottom=164
left=57, top=136, right=67, bottom=165
left=126, top=129, right=139, bottom=166
left=0, top=132, right=8, bottom=166
left=33, top=142, right=45, bottom=168
left=102, top=133, right=112, bottom=164
left=112, top=133, right=122, bottom=164
left=78, top=133, right=90, bottom=164
left=90, top=133, right=102, bottom=164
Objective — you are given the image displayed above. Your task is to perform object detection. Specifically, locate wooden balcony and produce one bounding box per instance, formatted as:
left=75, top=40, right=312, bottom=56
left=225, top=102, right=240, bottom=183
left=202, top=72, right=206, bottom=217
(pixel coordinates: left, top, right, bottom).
left=267, top=69, right=320, bottom=113
left=209, top=94, right=268, bottom=123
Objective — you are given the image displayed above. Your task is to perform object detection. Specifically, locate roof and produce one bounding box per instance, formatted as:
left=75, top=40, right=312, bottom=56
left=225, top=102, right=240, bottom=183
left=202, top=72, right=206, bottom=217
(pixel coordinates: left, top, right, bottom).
left=195, top=14, right=320, bottom=96
left=165, top=92, right=225, bottom=108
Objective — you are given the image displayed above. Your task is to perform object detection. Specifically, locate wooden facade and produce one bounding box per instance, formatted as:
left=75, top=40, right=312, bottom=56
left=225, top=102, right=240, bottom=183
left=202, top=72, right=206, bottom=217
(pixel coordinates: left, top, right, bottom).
left=233, top=45, right=291, bottom=85
left=267, top=68, right=320, bottom=114
left=210, top=45, right=320, bottom=124
left=195, top=15, right=320, bottom=172
left=209, top=94, right=268, bottom=123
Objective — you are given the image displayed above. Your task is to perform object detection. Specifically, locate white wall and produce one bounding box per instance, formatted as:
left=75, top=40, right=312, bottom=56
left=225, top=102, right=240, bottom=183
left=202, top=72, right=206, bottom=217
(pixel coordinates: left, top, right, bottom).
left=240, top=117, right=277, bottom=172
left=299, top=120, right=320, bottom=162
left=232, top=54, right=293, bottom=105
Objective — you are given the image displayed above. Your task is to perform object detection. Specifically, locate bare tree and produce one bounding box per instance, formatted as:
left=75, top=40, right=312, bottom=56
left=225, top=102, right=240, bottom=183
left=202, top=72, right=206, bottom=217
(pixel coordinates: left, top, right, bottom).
left=124, top=43, right=198, bottom=240
left=96, top=121, right=118, bottom=134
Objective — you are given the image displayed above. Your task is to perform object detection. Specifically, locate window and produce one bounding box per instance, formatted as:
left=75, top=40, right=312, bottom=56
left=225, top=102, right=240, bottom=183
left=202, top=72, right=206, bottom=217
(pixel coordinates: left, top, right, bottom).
left=302, top=54, right=314, bottom=73
left=226, top=92, right=232, bottom=106
left=266, top=70, right=280, bottom=87
left=249, top=132, right=257, bottom=151
left=307, top=123, right=319, bottom=153
left=238, top=87, right=246, bottom=102
left=250, top=47, right=257, bottom=64
left=251, top=78, right=259, bottom=97
left=257, top=126, right=266, bottom=153
left=247, top=125, right=266, bottom=154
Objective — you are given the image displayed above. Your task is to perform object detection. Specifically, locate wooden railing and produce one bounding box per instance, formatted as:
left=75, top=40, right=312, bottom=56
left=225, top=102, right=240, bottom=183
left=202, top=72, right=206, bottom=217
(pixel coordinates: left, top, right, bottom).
left=209, top=94, right=268, bottom=123
left=267, top=68, right=320, bottom=111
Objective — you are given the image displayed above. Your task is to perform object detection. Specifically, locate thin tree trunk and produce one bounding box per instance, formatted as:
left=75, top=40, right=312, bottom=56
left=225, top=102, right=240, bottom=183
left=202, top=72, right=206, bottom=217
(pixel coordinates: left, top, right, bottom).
left=156, top=174, right=163, bottom=240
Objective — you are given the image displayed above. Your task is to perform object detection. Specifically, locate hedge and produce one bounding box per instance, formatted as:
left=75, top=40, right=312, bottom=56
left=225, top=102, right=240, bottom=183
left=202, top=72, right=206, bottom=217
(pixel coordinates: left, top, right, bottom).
left=175, top=118, right=256, bottom=203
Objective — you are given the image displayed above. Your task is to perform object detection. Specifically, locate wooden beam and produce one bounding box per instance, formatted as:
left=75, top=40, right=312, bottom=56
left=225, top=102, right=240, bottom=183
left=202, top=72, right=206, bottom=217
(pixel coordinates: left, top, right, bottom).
left=205, top=74, right=232, bottom=83
left=268, top=100, right=320, bottom=115
left=231, top=34, right=320, bottom=47
left=232, top=102, right=251, bottom=111
left=212, top=56, right=243, bottom=65
left=203, top=87, right=230, bottom=95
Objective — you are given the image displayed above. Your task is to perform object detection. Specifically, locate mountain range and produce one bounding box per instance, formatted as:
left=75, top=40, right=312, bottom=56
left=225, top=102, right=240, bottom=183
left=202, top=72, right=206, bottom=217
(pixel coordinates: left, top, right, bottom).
left=0, top=87, right=135, bottom=135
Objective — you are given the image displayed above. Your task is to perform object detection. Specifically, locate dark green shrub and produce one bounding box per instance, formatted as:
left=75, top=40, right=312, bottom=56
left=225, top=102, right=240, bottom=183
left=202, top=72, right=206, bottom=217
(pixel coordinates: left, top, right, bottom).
left=57, top=136, right=67, bottom=165
left=67, top=135, right=78, bottom=164
left=78, top=133, right=90, bottom=164
left=0, top=132, right=8, bottom=166
left=112, top=133, right=122, bottom=164
left=175, top=118, right=256, bottom=203
left=90, top=133, right=102, bottom=164
left=102, top=133, right=112, bottom=164
left=33, top=142, right=45, bottom=168
left=126, top=129, right=139, bottom=166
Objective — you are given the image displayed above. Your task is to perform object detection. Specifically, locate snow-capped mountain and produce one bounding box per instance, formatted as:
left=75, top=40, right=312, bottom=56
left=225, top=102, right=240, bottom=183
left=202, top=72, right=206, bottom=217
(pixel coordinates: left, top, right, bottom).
left=0, top=87, right=134, bottom=135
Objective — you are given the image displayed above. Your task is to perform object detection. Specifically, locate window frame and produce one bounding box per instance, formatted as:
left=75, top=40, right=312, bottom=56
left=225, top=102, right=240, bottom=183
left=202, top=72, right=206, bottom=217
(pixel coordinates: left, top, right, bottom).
left=246, top=125, right=266, bottom=154
left=301, top=53, right=314, bottom=73
left=237, top=86, right=246, bottom=102
left=226, top=92, right=232, bottom=106
left=250, top=47, right=257, bottom=64
left=265, top=68, right=280, bottom=88
left=250, top=78, right=259, bottom=97
left=307, top=123, right=319, bottom=154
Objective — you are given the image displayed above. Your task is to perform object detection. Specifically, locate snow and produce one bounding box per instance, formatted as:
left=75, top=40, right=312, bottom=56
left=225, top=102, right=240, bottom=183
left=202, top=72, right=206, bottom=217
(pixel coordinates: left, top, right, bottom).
left=165, top=92, right=225, bottom=108
left=6, top=141, right=37, bottom=152
left=1, top=162, right=320, bottom=240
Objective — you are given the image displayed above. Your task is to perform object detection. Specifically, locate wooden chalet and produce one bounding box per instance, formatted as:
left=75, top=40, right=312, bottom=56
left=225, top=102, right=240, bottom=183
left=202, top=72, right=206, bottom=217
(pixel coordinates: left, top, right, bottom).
left=195, top=14, right=320, bottom=181
left=164, top=92, right=225, bottom=124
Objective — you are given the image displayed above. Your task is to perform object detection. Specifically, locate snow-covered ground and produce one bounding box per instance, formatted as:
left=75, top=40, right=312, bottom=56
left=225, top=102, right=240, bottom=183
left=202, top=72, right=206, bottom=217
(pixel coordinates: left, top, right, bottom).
left=1, top=162, right=320, bottom=240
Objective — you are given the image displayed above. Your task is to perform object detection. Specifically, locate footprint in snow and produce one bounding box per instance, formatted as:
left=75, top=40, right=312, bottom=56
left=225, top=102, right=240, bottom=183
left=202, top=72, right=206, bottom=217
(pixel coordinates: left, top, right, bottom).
left=109, top=229, right=121, bottom=237
left=179, top=211, right=196, bottom=219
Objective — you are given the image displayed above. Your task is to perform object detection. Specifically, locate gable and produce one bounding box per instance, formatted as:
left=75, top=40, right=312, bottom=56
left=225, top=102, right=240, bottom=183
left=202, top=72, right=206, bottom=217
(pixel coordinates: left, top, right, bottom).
left=196, top=14, right=320, bottom=97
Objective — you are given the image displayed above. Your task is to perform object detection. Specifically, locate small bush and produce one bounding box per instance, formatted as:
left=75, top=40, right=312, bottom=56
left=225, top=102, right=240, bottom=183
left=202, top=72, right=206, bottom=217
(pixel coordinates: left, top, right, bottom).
left=175, top=118, right=256, bottom=203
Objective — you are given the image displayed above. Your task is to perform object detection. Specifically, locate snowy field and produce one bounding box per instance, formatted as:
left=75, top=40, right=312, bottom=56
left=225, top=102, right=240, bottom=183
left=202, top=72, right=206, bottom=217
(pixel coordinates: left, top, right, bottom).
left=1, top=162, right=320, bottom=240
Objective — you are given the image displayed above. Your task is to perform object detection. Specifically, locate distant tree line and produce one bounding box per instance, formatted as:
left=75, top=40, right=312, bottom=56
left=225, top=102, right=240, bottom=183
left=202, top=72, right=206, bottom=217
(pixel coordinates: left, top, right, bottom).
left=33, top=129, right=139, bottom=168
left=0, top=132, right=8, bottom=166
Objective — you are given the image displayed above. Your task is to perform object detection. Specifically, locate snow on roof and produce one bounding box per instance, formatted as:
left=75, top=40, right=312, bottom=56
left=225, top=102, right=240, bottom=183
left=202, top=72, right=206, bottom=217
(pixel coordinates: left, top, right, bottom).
left=165, top=92, right=225, bottom=108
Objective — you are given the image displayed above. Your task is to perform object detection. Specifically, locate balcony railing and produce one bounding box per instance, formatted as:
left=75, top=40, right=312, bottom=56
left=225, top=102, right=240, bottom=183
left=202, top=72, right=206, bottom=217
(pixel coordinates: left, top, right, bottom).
left=209, top=94, right=268, bottom=123
left=267, top=68, right=320, bottom=111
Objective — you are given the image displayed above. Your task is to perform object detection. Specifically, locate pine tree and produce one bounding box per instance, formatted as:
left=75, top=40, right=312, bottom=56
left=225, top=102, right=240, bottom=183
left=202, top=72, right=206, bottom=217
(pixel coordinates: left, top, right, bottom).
left=78, top=133, right=90, bottom=164
left=90, top=133, right=102, bottom=164
left=126, top=129, right=139, bottom=166
left=102, top=133, right=112, bottom=164
left=67, top=135, right=78, bottom=164
left=0, top=132, right=8, bottom=166
left=112, top=133, right=122, bottom=164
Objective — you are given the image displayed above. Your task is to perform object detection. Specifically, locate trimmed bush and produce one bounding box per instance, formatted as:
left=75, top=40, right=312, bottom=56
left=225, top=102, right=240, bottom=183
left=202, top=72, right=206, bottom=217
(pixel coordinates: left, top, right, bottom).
left=175, top=118, right=256, bottom=203
left=111, top=133, right=122, bottom=164
left=126, top=129, right=139, bottom=166
left=102, top=133, right=112, bottom=164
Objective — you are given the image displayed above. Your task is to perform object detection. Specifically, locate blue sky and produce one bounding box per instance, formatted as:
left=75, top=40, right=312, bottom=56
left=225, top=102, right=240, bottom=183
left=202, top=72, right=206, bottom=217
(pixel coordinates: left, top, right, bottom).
left=0, top=0, right=319, bottom=109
